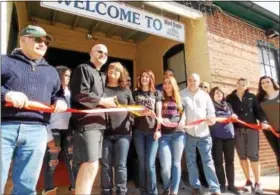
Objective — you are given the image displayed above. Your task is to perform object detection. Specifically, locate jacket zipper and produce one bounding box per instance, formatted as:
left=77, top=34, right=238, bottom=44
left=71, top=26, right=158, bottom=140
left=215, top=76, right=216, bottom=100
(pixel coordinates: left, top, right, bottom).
left=31, top=64, right=36, bottom=71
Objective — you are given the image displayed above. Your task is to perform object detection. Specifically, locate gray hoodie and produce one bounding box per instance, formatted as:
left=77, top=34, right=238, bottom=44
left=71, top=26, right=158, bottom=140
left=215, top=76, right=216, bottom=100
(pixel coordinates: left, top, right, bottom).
left=180, top=88, right=216, bottom=137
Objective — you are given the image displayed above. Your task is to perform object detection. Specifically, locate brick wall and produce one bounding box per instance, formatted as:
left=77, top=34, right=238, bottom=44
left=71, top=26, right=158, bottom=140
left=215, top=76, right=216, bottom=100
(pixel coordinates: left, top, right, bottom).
left=206, top=11, right=279, bottom=175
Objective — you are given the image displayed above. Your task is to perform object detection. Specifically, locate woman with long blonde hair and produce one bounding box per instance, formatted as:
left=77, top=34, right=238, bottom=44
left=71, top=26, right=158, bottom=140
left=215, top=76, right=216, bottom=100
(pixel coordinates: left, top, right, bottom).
left=158, top=76, right=186, bottom=195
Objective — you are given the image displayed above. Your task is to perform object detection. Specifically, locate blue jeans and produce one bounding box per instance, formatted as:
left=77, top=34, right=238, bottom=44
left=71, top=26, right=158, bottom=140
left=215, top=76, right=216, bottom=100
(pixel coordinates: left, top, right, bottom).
left=185, top=134, right=220, bottom=193
left=1, top=122, right=48, bottom=195
left=158, top=132, right=186, bottom=194
left=133, top=130, right=159, bottom=195
left=101, top=135, right=131, bottom=195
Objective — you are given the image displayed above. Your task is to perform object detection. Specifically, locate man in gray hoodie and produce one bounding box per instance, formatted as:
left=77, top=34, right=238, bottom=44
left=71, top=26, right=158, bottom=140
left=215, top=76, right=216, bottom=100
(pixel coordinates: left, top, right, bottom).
left=180, top=73, right=220, bottom=195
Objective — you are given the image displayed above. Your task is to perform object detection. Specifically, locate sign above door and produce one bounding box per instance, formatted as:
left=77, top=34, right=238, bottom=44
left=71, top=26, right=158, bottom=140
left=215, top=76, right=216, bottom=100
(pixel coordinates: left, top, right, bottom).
left=41, top=1, right=185, bottom=42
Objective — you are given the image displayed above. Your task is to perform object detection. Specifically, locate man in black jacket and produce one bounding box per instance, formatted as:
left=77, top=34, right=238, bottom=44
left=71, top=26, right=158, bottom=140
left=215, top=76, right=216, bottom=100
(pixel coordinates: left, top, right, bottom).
left=226, top=78, right=269, bottom=194
left=70, top=44, right=117, bottom=195
left=1, top=25, right=67, bottom=195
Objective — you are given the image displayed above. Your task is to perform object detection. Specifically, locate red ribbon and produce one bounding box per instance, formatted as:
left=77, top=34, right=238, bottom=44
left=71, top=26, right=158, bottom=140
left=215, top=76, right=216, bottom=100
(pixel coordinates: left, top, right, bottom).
left=5, top=101, right=279, bottom=139
left=5, top=101, right=145, bottom=114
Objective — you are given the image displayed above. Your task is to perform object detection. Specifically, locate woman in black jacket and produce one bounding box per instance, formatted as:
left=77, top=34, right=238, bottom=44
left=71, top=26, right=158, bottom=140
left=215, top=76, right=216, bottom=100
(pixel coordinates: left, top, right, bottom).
left=226, top=78, right=268, bottom=194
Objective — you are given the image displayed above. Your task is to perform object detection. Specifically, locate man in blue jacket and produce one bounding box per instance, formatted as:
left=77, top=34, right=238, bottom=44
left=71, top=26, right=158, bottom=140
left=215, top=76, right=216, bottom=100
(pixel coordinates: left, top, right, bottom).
left=1, top=25, right=67, bottom=195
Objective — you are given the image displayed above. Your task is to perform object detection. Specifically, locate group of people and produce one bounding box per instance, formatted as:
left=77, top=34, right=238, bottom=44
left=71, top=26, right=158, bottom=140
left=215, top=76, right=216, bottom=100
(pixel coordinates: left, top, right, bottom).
left=1, top=25, right=279, bottom=195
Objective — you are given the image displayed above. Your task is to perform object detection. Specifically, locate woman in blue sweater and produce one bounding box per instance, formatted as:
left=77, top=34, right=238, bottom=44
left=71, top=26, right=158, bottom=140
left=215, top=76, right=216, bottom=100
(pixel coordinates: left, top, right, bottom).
left=209, top=87, right=240, bottom=195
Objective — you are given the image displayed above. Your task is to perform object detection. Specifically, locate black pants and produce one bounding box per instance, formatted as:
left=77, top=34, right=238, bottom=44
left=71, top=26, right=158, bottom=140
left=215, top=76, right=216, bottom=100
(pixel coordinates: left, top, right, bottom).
left=212, top=137, right=235, bottom=188
left=44, top=129, right=77, bottom=191
left=263, top=130, right=280, bottom=167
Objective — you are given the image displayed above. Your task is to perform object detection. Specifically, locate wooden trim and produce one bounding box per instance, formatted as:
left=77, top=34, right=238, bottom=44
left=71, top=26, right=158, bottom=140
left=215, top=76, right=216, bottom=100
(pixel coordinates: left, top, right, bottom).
left=51, top=10, right=57, bottom=26
left=14, top=2, right=29, bottom=30
left=90, top=22, right=100, bottom=34
left=123, top=30, right=137, bottom=41
left=106, top=26, right=119, bottom=37
left=71, top=16, right=80, bottom=30
left=31, top=20, right=137, bottom=60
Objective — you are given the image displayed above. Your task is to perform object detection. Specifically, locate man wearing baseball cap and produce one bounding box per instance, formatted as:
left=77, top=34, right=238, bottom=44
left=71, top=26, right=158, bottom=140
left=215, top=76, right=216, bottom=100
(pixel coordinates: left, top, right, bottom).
left=1, top=25, right=67, bottom=195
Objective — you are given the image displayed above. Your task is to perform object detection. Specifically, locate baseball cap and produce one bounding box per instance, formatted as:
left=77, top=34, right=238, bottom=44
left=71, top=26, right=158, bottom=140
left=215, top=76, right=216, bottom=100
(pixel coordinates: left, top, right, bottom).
left=20, top=25, right=53, bottom=42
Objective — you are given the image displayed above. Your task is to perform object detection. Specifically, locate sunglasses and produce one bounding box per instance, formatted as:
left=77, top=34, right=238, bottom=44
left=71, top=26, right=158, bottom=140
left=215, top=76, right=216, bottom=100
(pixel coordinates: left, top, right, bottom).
left=27, top=36, right=50, bottom=46
left=199, top=86, right=209, bottom=89
left=97, top=50, right=108, bottom=56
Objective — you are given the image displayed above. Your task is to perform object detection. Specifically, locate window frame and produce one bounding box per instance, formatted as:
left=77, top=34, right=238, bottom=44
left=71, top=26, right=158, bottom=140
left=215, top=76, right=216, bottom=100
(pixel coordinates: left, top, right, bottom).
left=257, top=40, right=280, bottom=83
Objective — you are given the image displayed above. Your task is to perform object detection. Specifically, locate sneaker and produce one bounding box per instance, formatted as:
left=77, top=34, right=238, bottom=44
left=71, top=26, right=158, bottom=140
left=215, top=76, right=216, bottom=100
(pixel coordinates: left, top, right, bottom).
left=162, top=189, right=170, bottom=195
left=228, top=186, right=241, bottom=195
left=254, top=182, right=263, bottom=195
left=192, top=188, right=201, bottom=195
left=220, top=186, right=226, bottom=193
left=179, top=179, right=187, bottom=189
left=243, top=180, right=253, bottom=192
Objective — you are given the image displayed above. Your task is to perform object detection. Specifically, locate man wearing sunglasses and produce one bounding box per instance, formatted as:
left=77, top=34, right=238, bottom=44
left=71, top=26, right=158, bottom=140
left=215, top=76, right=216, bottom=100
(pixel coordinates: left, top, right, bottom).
left=70, top=44, right=117, bottom=195
left=1, top=25, right=67, bottom=195
left=199, top=81, right=210, bottom=93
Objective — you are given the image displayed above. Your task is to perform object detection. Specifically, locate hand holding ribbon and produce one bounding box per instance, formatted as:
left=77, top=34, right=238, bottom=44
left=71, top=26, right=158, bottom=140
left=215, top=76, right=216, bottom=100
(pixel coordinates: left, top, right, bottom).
left=5, top=100, right=279, bottom=139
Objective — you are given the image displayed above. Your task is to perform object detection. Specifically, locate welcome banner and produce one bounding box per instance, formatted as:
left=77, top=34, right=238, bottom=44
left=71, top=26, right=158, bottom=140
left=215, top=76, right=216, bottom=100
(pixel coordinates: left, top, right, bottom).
left=41, top=0, right=185, bottom=42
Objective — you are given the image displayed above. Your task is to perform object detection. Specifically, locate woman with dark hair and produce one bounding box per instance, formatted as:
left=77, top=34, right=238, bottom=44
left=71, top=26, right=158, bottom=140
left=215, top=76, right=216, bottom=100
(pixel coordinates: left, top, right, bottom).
left=101, top=62, right=135, bottom=195
left=43, top=66, right=76, bottom=195
left=133, top=69, right=162, bottom=195
left=256, top=76, right=280, bottom=171
left=209, top=87, right=240, bottom=195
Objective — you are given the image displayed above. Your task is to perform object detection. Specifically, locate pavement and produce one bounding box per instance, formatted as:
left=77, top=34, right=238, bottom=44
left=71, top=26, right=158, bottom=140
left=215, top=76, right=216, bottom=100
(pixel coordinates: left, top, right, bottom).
left=48, top=173, right=279, bottom=195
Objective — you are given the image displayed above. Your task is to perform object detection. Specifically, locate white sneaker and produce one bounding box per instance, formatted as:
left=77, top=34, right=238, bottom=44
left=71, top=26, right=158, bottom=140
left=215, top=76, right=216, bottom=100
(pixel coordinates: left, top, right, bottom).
left=243, top=180, right=253, bottom=193
left=254, top=183, right=263, bottom=195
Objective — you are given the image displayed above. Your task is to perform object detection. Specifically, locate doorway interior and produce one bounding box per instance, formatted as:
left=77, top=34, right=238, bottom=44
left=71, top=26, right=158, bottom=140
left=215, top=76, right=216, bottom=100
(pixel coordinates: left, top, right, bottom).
left=45, top=47, right=134, bottom=87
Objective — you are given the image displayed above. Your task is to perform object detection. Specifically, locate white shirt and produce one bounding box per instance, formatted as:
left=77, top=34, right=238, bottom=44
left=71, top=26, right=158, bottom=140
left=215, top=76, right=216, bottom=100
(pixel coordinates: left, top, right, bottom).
left=49, top=87, right=71, bottom=130
left=180, top=88, right=216, bottom=137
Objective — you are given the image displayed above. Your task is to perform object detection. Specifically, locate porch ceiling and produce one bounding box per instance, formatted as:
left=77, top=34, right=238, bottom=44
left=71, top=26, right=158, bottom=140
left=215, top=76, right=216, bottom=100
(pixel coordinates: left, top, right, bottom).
left=26, top=1, right=178, bottom=43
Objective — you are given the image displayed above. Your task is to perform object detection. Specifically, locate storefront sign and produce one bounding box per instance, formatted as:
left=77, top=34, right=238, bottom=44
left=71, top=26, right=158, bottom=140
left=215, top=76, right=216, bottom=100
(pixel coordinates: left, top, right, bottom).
left=41, top=1, right=185, bottom=42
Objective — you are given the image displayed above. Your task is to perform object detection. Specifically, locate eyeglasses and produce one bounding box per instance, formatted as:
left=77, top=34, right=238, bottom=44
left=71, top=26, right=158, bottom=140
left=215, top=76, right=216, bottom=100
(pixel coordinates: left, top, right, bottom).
left=97, top=50, right=108, bottom=56
left=199, top=86, right=209, bottom=89
left=27, top=36, right=49, bottom=46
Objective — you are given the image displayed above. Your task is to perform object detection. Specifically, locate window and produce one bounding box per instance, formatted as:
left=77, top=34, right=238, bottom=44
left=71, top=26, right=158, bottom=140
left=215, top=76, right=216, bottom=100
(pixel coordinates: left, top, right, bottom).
left=257, top=40, right=280, bottom=83
left=163, top=44, right=187, bottom=90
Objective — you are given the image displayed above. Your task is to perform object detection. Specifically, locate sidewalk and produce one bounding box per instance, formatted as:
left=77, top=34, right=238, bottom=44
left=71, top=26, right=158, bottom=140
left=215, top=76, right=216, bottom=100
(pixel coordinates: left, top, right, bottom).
left=49, top=174, right=279, bottom=195
left=35, top=170, right=279, bottom=195
left=235, top=170, right=279, bottom=195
